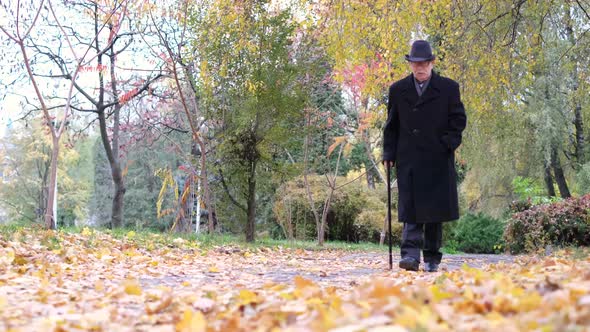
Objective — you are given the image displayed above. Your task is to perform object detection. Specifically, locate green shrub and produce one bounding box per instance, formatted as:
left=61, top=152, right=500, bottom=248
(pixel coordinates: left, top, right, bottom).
left=353, top=200, right=403, bottom=244
left=511, top=176, right=562, bottom=206
left=451, top=212, right=505, bottom=254
left=504, top=194, right=590, bottom=254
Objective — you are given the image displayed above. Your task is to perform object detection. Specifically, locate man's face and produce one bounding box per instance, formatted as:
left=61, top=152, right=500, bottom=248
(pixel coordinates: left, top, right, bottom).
left=409, top=60, right=434, bottom=82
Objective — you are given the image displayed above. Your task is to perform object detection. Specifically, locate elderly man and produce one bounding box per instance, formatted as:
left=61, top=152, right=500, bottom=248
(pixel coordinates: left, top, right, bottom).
left=382, top=40, right=467, bottom=272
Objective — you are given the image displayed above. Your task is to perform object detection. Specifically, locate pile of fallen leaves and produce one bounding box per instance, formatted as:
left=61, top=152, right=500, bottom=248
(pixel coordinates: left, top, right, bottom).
left=0, top=228, right=589, bottom=331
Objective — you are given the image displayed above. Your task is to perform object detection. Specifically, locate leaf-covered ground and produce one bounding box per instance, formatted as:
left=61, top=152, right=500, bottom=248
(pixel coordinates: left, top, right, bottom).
left=0, top=228, right=589, bottom=331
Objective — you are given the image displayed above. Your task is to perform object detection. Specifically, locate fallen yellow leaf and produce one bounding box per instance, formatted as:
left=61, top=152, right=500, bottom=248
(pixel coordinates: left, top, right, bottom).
left=370, top=282, right=402, bottom=299
left=176, top=310, right=206, bottom=332
left=238, top=289, right=259, bottom=305
left=81, top=227, right=92, bottom=237
left=294, top=276, right=316, bottom=289
left=123, top=279, right=142, bottom=296
left=430, top=285, right=454, bottom=302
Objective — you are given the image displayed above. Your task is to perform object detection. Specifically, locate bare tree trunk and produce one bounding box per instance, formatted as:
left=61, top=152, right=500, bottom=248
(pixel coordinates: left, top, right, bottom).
left=364, top=161, right=375, bottom=189
left=302, top=112, right=322, bottom=238
left=245, top=159, right=257, bottom=242
left=565, top=11, right=585, bottom=167
left=361, top=130, right=384, bottom=189
left=551, top=148, right=571, bottom=198
left=286, top=199, right=293, bottom=240
left=573, top=98, right=585, bottom=166
left=197, top=140, right=215, bottom=234
left=37, top=156, right=50, bottom=221
left=361, top=131, right=376, bottom=189
left=97, top=109, right=125, bottom=228
left=544, top=161, right=556, bottom=197
left=45, top=137, right=59, bottom=229
left=318, top=182, right=332, bottom=246
left=318, top=144, right=344, bottom=246
left=105, top=49, right=126, bottom=228
left=110, top=160, right=125, bottom=228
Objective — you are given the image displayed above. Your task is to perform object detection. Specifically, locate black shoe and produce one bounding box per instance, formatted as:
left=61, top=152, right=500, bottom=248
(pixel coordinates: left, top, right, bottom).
left=399, top=257, right=420, bottom=271
left=425, top=262, right=439, bottom=272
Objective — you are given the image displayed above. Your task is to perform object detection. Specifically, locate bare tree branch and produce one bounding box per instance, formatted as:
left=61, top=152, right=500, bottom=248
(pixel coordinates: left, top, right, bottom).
left=218, top=168, right=247, bottom=212
left=102, top=73, right=164, bottom=109
left=576, top=0, right=590, bottom=21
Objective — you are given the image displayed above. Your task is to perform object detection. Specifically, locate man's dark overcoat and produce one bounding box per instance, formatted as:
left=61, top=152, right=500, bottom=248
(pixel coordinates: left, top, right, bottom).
left=383, top=71, right=467, bottom=223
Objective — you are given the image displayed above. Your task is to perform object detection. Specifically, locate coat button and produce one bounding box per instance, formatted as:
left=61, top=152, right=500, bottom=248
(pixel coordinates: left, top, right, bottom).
left=412, top=129, right=420, bottom=135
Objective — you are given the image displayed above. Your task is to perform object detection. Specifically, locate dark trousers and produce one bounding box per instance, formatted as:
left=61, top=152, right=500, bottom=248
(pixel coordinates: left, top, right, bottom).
left=401, top=222, right=443, bottom=264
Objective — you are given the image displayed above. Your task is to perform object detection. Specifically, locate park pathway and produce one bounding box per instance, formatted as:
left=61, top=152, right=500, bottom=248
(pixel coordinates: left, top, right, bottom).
left=139, top=248, right=517, bottom=291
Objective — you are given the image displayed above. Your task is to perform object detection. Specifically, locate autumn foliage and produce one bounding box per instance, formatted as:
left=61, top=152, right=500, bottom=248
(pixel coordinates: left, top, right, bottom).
left=0, top=228, right=590, bottom=331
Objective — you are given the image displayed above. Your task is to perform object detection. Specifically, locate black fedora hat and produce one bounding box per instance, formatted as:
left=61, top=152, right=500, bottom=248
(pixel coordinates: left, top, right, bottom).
left=405, top=40, right=435, bottom=62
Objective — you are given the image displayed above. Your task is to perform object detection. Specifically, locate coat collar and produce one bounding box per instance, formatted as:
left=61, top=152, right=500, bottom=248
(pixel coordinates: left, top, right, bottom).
left=400, top=71, right=441, bottom=107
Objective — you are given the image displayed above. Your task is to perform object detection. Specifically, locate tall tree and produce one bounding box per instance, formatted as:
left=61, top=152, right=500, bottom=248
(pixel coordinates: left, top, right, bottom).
left=194, top=0, right=305, bottom=242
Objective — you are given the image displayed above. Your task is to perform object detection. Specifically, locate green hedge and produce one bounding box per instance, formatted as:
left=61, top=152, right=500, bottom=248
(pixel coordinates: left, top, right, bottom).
left=450, top=213, right=505, bottom=254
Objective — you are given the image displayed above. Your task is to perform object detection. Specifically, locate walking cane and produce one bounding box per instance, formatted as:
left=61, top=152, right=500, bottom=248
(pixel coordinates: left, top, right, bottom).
left=386, top=163, right=393, bottom=270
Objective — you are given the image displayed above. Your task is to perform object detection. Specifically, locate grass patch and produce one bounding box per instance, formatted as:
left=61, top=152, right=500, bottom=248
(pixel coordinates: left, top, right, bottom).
left=2, top=223, right=395, bottom=251
left=570, top=246, right=590, bottom=260
left=252, top=238, right=389, bottom=251
left=0, top=223, right=464, bottom=254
